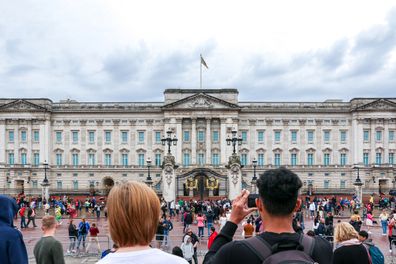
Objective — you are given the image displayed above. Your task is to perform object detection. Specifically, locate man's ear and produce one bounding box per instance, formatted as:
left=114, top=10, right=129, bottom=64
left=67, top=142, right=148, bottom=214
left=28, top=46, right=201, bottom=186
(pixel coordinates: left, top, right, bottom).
left=294, top=198, right=302, bottom=212
left=256, top=197, right=264, bottom=213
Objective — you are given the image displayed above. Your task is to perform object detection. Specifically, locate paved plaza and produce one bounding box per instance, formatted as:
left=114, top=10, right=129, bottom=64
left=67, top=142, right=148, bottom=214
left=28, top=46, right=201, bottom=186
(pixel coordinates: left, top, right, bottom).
left=13, top=208, right=396, bottom=264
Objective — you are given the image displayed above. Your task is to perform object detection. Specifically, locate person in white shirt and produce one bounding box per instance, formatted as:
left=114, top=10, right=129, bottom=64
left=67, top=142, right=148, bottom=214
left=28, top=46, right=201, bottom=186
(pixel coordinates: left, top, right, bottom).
left=97, top=181, right=187, bottom=264
left=181, top=235, right=194, bottom=263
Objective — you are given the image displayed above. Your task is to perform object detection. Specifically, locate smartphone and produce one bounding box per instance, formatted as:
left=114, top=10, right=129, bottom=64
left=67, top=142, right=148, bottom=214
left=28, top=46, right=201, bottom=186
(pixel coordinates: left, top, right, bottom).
left=247, top=194, right=259, bottom=208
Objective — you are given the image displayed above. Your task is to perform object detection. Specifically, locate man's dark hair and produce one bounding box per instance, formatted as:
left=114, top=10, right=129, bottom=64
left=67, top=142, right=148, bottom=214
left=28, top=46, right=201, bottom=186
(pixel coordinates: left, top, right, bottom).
left=256, top=167, right=302, bottom=216
left=172, top=246, right=184, bottom=258
left=358, top=230, right=369, bottom=239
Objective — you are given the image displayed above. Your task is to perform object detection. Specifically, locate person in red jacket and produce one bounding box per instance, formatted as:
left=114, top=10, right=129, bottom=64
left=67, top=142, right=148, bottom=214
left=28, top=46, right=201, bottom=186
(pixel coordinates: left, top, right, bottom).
left=207, top=226, right=218, bottom=250
left=86, top=222, right=101, bottom=254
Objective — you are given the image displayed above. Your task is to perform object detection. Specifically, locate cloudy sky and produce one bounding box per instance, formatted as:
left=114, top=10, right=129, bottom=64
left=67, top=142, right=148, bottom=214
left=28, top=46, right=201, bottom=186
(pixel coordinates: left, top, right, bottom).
left=1, top=0, right=396, bottom=102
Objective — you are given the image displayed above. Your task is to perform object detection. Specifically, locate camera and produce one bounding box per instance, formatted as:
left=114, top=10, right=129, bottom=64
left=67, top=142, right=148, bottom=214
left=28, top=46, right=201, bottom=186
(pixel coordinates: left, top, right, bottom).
left=247, top=194, right=259, bottom=208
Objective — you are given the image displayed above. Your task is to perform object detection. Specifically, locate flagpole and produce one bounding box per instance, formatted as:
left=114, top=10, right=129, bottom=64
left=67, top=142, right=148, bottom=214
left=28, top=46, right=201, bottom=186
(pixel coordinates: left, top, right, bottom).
left=200, top=54, right=202, bottom=89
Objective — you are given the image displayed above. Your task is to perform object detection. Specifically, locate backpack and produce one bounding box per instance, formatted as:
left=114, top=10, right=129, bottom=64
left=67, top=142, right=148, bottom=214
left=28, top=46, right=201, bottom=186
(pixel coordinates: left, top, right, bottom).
left=364, top=244, right=385, bottom=264
left=245, top=234, right=317, bottom=264
left=80, top=223, right=87, bottom=234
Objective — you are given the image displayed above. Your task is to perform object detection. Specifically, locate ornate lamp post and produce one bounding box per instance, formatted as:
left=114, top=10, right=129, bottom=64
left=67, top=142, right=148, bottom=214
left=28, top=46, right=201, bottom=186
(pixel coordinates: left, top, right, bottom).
left=353, top=165, right=363, bottom=206
left=146, top=157, right=153, bottom=187
left=41, top=161, right=50, bottom=202
left=162, top=129, right=178, bottom=155
left=226, top=128, right=242, bottom=154
left=251, top=157, right=258, bottom=193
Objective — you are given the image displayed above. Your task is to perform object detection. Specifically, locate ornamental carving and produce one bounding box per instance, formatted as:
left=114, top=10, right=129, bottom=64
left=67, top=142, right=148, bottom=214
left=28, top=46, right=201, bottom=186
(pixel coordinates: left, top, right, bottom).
left=188, top=97, right=213, bottom=108
left=230, top=164, right=241, bottom=185
left=164, top=165, right=174, bottom=185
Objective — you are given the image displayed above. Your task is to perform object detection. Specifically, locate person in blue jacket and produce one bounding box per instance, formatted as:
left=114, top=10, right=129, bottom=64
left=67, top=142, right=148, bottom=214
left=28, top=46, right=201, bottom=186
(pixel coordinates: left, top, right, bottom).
left=0, top=195, right=28, bottom=264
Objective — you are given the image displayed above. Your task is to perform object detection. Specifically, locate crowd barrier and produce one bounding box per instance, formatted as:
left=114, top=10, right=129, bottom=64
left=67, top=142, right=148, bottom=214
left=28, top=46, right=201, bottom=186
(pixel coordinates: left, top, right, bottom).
left=24, top=235, right=110, bottom=260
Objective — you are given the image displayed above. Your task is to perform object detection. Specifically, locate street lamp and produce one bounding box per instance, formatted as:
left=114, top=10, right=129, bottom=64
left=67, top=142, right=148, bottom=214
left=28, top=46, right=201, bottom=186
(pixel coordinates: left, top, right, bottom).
left=41, top=160, right=50, bottom=202
left=146, top=157, right=152, bottom=184
left=226, top=128, right=243, bottom=154
left=252, top=157, right=257, bottom=181
left=251, top=157, right=258, bottom=194
left=353, top=165, right=363, bottom=205
left=161, top=129, right=178, bottom=155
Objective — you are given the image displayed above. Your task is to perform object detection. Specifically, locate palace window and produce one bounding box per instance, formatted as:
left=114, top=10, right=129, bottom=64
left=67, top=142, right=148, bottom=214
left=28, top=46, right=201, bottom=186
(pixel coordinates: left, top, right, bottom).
left=33, top=130, right=39, bottom=142
left=363, top=153, right=369, bottom=166
left=257, top=131, right=264, bottom=143
left=155, top=153, right=162, bottom=167
left=340, top=153, right=347, bottom=166
left=33, top=153, right=40, bottom=166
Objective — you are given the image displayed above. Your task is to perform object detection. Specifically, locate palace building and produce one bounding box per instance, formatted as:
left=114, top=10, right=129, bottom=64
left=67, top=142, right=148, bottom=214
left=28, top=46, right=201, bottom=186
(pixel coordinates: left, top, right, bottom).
left=0, top=89, right=395, bottom=199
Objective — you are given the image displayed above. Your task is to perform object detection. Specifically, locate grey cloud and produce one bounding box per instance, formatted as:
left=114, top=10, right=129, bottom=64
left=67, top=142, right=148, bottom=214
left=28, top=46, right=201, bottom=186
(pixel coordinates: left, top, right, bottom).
left=103, top=45, right=148, bottom=83
left=7, top=64, right=37, bottom=76
left=318, top=39, right=349, bottom=70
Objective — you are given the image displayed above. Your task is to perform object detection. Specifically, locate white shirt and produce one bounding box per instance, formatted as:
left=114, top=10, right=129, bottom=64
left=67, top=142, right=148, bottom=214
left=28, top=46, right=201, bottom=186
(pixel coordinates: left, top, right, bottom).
left=97, top=248, right=188, bottom=264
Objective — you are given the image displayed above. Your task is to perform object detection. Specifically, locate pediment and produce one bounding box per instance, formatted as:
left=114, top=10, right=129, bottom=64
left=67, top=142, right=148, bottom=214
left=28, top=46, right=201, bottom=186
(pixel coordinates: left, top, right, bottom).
left=162, top=93, right=239, bottom=110
left=354, top=99, right=396, bottom=111
left=0, top=99, right=48, bottom=112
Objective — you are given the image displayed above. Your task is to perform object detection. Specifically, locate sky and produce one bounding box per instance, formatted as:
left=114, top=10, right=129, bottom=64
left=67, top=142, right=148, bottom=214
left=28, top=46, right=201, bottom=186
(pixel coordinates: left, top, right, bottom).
left=1, top=0, right=396, bottom=102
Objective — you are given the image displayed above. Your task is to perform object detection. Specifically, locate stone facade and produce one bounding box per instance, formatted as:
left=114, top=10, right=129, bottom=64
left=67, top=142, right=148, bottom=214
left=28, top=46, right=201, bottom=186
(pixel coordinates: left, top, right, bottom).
left=0, top=90, right=395, bottom=198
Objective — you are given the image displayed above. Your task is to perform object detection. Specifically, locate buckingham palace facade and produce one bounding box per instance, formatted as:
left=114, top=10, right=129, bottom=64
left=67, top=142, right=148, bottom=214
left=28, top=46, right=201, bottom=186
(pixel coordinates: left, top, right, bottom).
left=0, top=89, right=395, bottom=198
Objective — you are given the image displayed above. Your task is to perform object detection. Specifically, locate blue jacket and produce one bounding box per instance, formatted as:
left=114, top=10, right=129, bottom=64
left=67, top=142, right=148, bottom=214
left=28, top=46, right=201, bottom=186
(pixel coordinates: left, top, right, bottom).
left=78, top=221, right=90, bottom=235
left=0, top=195, right=28, bottom=264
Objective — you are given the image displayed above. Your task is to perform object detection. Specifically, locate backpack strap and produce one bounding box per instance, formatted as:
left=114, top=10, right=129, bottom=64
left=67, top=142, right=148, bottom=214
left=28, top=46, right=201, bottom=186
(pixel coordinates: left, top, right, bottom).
left=299, top=234, right=316, bottom=257
left=244, top=236, right=273, bottom=261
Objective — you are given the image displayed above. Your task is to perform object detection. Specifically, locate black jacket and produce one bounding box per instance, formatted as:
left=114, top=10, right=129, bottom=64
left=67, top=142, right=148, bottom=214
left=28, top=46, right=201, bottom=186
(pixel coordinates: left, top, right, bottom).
left=333, top=244, right=370, bottom=264
left=203, top=221, right=333, bottom=264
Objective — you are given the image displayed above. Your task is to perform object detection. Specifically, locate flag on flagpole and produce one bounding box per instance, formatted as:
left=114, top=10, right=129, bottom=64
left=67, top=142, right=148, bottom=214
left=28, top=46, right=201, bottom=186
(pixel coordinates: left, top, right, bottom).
left=200, top=54, right=208, bottom=69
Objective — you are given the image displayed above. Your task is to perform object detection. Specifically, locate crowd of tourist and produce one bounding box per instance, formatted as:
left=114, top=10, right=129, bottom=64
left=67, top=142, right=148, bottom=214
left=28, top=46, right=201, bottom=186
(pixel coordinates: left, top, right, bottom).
left=1, top=167, right=395, bottom=263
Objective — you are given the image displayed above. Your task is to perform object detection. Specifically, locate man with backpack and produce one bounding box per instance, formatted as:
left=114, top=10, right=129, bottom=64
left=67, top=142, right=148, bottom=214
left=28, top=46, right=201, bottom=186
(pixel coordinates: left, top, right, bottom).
left=76, top=218, right=90, bottom=251
left=358, top=230, right=384, bottom=264
left=203, top=167, right=333, bottom=264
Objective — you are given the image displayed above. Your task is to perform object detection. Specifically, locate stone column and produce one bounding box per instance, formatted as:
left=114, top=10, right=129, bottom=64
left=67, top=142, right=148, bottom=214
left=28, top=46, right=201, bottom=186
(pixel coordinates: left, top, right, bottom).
left=227, top=154, right=242, bottom=200
left=162, top=154, right=178, bottom=202
left=206, top=118, right=211, bottom=164
left=113, top=119, right=120, bottom=165
left=0, top=119, right=6, bottom=164
left=191, top=118, right=197, bottom=165
left=176, top=119, right=183, bottom=164
left=220, top=118, right=227, bottom=164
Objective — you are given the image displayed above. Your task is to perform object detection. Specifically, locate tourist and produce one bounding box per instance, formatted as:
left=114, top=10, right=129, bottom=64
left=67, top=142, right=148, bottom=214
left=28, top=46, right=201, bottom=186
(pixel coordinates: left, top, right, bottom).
left=208, top=226, right=218, bottom=249
left=68, top=219, right=78, bottom=254
left=206, top=209, right=215, bottom=236
left=183, top=228, right=199, bottom=264
left=379, top=209, right=389, bottom=236
left=55, top=205, right=62, bottom=225
left=181, top=235, right=194, bottom=264
left=358, top=230, right=385, bottom=264
left=172, top=246, right=184, bottom=258
left=0, top=195, right=28, bottom=264
left=163, top=215, right=173, bottom=247
left=76, top=218, right=90, bottom=251
left=219, top=212, right=227, bottom=231
left=44, top=202, right=50, bottom=215
left=309, top=201, right=316, bottom=219
left=203, top=168, right=333, bottom=264
left=197, top=213, right=205, bottom=238
left=388, top=214, right=396, bottom=252
left=243, top=219, right=254, bottom=239
left=26, top=205, right=37, bottom=228
left=183, top=210, right=193, bottom=233
left=97, top=181, right=187, bottom=263
left=33, top=215, right=65, bottom=264
left=86, top=222, right=101, bottom=254
left=156, top=218, right=165, bottom=248
left=350, top=210, right=362, bottom=232
left=18, top=204, right=27, bottom=229
left=366, top=211, right=373, bottom=233
left=333, top=222, right=370, bottom=264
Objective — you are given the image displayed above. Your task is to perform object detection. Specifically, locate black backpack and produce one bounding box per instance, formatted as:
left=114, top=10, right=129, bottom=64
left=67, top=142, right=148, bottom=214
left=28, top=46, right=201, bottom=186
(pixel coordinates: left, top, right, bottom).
left=245, top=234, right=317, bottom=264
left=80, top=223, right=87, bottom=234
